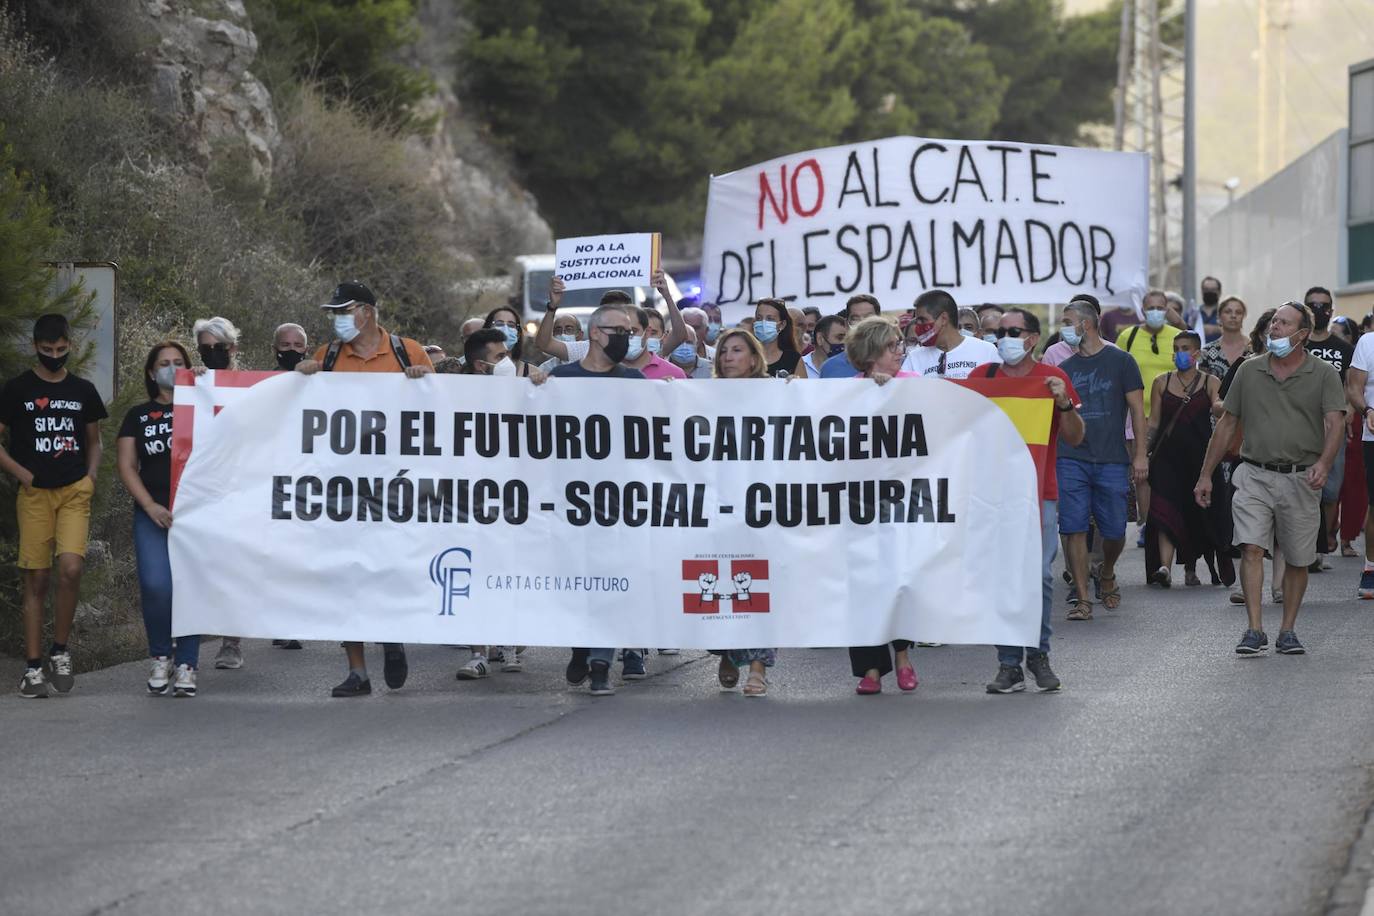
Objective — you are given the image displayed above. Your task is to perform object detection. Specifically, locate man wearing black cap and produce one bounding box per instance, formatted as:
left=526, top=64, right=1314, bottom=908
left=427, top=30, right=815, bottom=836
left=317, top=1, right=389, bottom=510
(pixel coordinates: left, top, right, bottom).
left=298, top=281, right=433, bottom=697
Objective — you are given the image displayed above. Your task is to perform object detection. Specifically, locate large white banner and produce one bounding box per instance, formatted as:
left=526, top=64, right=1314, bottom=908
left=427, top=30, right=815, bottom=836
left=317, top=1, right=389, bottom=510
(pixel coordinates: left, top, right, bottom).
left=170, top=373, right=1043, bottom=648
left=701, top=137, right=1149, bottom=323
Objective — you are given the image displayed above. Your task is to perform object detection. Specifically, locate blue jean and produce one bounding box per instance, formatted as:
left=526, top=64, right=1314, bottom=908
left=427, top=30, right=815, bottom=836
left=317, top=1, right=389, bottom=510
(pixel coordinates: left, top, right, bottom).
left=1056, top=458, right=1129, bottom=539
left=997, top=500, right=1057, bottom=666
left=589, top=648, right=642, bottom=666
left=133, top=507, right=199, bottom=666
left=1321, top=441, right=1346, bottom=503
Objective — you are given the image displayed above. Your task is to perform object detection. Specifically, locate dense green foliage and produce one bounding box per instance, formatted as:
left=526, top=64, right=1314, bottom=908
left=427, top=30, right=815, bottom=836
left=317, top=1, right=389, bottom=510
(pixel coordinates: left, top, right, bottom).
left=462, top=0, right=1120, bottom=235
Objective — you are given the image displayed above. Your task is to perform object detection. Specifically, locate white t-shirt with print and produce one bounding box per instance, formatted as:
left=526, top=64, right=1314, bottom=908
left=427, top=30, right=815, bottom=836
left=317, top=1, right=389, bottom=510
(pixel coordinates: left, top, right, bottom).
left=901, top=337, right=1001, bottom=379
left=1352, top=333, right=1374, bottom=440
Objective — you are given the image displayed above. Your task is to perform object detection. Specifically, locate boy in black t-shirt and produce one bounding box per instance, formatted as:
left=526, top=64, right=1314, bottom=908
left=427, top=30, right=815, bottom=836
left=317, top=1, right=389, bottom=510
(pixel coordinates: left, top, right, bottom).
left=0, top=314, right=108, bottom=698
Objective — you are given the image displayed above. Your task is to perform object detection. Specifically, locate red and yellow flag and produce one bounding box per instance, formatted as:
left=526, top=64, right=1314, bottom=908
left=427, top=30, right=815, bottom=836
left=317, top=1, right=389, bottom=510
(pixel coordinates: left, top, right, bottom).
left=954, top=377, right=1057, bottom=496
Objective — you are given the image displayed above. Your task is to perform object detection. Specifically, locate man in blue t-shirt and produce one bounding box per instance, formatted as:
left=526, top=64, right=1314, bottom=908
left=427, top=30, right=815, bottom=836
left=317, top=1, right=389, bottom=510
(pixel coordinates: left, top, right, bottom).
left=1056, top=298, right=1148, bottom=621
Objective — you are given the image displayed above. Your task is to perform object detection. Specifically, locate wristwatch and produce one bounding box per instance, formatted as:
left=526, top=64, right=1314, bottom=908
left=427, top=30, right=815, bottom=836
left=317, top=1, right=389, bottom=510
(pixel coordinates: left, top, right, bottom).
left=544, top=298, right=557, bottom=311
left=1056, top=401, right=1075, bottom=412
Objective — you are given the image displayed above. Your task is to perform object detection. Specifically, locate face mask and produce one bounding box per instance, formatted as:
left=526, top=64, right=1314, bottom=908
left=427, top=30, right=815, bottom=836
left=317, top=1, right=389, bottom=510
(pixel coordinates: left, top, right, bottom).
left=911, top=321, right=938, bottom=346
left=1312, top=308, right=1332, bottom=331
left=199, top=344, right=231, bottom=370
left=996, top=337, right=1028, bottom=365
left=753, top=320, right=779, bottom=343
left=671, top=342, right=697, bottom=363
left=1202, top=290, right=1220, bottom=307
left=626, top=337, right=645, bottom=360
left=333, top=314, right=359, bottom=343
left=37, top=351, right=69, bottom=372
left=500, top=326, right=520, bottom=349
left=154, top=365, right=178, bottom=390
left=1061, top=325, right=1083, bottom=348
left=602, top=333, right=630, bottom=364
left=489, top=355, right=518, bottom=377
left=1267, top=334, right=1295, bottom=359
left=959, top=329, right=976, bottom=339
left=982, top=333, right=997, bottom=344
left=276, top=350, right=305, bottom=371
left=555, top=334, right=577, bottom=343
left=1144, top=309, right=1166, bottom=330
left=646, top=337, right=661, bottom=355
left=706, top=322, right=721, bottom=343
left=1174, top=351, right=1193, bottom=370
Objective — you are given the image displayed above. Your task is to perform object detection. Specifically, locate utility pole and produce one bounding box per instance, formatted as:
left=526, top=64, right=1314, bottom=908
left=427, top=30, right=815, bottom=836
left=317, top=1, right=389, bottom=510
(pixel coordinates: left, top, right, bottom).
left=1182, top=0, right=1197, bottom=307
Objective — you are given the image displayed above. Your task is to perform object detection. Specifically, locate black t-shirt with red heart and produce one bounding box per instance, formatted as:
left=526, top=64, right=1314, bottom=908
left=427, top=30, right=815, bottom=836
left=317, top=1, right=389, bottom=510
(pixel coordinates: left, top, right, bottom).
left=117, top=400, right=175, bottom=507
left=0, top=370, right=108, bottom=489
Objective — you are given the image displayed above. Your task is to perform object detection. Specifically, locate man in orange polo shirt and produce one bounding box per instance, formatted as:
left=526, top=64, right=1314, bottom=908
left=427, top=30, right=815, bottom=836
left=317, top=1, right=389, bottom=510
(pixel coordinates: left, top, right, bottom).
left=297, top=281, right=433, bottom=697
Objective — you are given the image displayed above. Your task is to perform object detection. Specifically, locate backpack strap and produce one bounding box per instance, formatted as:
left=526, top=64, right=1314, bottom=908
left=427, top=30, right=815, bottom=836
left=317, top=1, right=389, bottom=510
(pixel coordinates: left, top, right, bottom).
left=984, top=363, right=999, bottom=379
left=322, top=339, right=343, bottom=372
left=391, top=333, right=412, bottom=370
left=1125, top=326, right=1139, bottom=352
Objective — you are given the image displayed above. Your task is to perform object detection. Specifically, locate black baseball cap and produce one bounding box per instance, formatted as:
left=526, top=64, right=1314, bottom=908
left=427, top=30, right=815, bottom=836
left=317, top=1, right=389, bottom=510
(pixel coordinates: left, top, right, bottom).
left=320, top=281, right=376, bottom=309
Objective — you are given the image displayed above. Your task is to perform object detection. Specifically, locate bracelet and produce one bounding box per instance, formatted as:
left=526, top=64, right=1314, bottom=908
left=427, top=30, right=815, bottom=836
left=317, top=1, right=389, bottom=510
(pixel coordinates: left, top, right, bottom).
left=1055, top=401, right=1074, bottom=412
left=545, top=299, right=557, bottom=311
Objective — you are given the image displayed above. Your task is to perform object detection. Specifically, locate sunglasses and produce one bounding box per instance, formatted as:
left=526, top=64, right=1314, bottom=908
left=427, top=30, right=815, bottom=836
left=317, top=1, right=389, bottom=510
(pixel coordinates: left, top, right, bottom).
left=596, top=325, right=633, bottom=338
left=993, top=328, right=1029, bottom=339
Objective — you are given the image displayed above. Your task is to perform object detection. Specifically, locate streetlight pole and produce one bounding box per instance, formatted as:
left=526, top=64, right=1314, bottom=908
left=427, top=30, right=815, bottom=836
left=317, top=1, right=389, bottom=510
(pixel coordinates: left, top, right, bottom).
left=1182, top=0, right=1197, bottom=305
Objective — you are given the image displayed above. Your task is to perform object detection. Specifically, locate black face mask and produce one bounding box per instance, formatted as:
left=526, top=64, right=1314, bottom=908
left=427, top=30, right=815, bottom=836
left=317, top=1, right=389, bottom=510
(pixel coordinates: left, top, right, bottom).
left=602, top=334, right=630, bottom=364
left=1201, top=290, right=1220, bottom=307
left=1312, top=308, right=1332, bottom=331
left=276, top=349, right=305, bottom=371
left=199, top=344, right=231, bottom=370
left=37, top=351, right=69, bottom=373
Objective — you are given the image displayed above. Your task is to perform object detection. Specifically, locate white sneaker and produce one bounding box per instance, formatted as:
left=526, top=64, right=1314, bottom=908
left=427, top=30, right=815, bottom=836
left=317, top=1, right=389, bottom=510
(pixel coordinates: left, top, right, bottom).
left=500, top=648, right=524, bottom=673
left=213, top=639, right=243, bottom=670
left=172, top=664, right=197, bottom=698
left=18, top=667, right=47, bottom=699
left=147, top=656, right=173, bottom=695
left=455, top=655, right=489, bottom=680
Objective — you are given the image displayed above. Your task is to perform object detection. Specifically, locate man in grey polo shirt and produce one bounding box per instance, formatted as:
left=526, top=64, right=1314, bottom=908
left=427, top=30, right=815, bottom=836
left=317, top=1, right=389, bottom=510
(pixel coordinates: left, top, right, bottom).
left=1195, top=302, right=1346, bottom=656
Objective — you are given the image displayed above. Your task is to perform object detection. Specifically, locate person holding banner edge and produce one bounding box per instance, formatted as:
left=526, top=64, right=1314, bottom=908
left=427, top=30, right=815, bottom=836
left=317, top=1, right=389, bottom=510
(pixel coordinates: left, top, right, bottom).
left=535, top=270, right=689, bottom=366
left=549, top=300, right=647, bottom=696
left=844, top=316, right=922, bottom=695
left=976, top=308, right=1083, bottom=693
left=296, top=281, right=434, bottom=697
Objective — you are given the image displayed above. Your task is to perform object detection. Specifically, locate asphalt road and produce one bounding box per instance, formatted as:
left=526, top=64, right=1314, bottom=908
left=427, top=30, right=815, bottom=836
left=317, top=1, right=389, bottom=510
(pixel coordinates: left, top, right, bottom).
left=5, top=545, right=1374, bottom=916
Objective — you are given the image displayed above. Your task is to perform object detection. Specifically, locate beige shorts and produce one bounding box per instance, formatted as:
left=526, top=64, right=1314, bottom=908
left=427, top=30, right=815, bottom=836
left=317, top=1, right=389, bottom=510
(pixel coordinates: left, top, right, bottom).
left=1231, top=462, right=1321, bottom=567
left=16, top=476, right=94, bottom=569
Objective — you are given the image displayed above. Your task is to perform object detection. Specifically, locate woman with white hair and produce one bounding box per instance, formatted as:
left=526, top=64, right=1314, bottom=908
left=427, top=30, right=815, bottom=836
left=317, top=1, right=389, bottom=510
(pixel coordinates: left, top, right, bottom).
left=193, top=316, right=246, bottom=670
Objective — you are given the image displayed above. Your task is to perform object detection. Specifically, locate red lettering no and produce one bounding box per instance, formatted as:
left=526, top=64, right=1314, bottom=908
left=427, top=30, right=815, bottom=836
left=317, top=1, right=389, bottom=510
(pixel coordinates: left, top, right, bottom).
left=756, top=158, right=825, bottom=230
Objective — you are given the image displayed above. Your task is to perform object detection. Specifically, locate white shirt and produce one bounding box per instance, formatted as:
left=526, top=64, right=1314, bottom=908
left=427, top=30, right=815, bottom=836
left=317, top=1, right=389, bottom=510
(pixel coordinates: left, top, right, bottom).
left=1353, top=333, right=1374, bottom=441
left=901, top=337, right=1001, bottom=379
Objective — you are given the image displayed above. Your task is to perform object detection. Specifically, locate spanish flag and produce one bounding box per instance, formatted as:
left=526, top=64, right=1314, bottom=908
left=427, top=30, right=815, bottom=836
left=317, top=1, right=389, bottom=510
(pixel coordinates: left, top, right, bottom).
left=955, top=377, right=1057, bottom=496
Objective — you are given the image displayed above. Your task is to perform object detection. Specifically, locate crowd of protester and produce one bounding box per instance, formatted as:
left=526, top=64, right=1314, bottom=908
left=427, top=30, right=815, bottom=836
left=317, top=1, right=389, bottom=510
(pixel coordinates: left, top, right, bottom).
left=0, top=271, right=1362, bottom=701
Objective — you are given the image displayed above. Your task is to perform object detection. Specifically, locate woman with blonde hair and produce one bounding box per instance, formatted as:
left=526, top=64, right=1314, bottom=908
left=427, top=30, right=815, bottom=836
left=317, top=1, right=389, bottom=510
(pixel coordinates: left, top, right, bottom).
left=708, top=328, right=774, bottom=695
left=843, top=316, right=921, bottom=694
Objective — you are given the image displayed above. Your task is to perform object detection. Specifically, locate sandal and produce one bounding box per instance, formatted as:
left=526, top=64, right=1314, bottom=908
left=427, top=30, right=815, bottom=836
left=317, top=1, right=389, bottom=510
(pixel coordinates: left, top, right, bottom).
left=1067, top=599, right=1094, bottom=621
left=1184, top=568, right=1202, bottom=587
left=717, top=655, right=739, bottom=689
left=1343, top=542, right=1359, bottom=558
left=1099, top=575, right=1121, bottom=610
left=743, top=671, right=768, bottom=697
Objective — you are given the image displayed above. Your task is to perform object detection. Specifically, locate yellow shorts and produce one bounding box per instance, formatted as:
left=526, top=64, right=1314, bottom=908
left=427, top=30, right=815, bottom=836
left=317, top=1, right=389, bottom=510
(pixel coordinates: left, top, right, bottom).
left=17, top=476, right=95, bottom=569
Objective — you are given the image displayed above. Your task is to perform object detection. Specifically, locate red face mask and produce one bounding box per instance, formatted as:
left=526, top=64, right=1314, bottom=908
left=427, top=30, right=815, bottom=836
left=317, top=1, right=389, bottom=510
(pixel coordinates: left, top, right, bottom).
left=910, top=320, right=938, bottom=346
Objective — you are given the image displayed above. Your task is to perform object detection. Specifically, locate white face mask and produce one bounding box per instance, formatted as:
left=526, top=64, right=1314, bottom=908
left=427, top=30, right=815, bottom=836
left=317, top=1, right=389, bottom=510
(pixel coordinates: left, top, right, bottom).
left=333, top=313, right=360, bottom=342
left=996, top=336, right=1028, bottom=365
left=646, top=337, right=661, bottom=355
left=489, top=355, right=518, bottom=377
left=626, top=337, right=645, bottom=360
left=1144, top=308, right=1166, bottom=330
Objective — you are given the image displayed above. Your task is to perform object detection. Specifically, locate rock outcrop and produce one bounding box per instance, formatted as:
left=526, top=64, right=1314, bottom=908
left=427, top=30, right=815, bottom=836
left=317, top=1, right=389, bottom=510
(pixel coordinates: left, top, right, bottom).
left=141, top=0, right=279, bottom=183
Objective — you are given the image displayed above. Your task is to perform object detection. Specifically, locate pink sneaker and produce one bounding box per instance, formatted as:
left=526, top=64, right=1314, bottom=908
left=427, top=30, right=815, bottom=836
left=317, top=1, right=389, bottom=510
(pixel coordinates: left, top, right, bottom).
left=856, top=675, right=882, bottom=695
left=897, top=666, right=918, bottom=691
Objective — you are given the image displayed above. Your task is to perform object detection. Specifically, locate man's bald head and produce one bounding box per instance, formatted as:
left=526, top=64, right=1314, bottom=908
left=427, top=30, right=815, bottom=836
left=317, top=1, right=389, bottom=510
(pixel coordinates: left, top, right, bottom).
left=460, top=317, right=485, bottom=342
left=681, top=307, right=708, bottom=332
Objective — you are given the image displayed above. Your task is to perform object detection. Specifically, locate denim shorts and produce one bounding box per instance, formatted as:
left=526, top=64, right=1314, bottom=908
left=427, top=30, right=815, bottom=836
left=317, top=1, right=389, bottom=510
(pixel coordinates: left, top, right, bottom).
left=1055, top=458, right=1130, bottom=540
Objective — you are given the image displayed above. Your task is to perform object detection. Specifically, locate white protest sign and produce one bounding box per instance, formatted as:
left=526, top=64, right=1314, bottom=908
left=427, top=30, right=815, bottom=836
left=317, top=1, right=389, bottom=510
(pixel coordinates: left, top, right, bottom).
left=554, top=232, right=661, bottom=291
left=701, top=137, right=1149, bottom=323
left=170, top=372, right=1043, bottom=649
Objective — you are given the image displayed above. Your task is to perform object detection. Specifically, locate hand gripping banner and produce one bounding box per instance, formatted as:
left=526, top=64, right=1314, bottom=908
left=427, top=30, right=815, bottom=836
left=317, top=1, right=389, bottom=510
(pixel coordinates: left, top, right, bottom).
left=170, top=371, right=1051, bottom=649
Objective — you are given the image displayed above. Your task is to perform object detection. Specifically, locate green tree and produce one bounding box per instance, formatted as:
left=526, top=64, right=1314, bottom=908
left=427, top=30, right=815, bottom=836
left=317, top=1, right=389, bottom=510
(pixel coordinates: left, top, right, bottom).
left=0, top=142, right=90, bottom=382
left=246, top=0, right=432, bottom=129
left=919, top=0, right=1120, bottom=145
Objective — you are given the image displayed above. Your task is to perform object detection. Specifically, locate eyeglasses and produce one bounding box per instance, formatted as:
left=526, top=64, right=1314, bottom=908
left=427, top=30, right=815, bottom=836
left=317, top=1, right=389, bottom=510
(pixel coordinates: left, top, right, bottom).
left=1305, top=301, right=1332, bottom=310
left=199, top=343, right=230, bottom=353
left=596, top=325, right=633, bottom=338
left=885, top=341, right=906, bottom=355
left=993, top=328, right=1028, bottom=339
left=489, top=320, right=519, bottom=329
